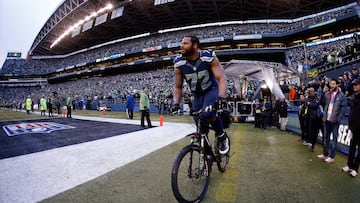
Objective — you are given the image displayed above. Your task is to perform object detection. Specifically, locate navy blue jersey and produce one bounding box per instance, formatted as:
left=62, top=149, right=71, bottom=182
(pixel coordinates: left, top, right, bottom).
left=174, top=50, right=218, bottom=95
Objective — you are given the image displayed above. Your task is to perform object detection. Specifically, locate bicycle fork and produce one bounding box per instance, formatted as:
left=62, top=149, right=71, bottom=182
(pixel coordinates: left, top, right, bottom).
left=196, top=134, right=210, bottom=176
left=199, top=136, right=206, bottom=175
left=186, top=134, right=207, bottom=179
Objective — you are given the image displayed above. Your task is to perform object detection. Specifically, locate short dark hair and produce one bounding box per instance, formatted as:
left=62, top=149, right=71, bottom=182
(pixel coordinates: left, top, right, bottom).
left=331, top=78, right=340, bottom=85
left=184, top=36, right=200, bottom=47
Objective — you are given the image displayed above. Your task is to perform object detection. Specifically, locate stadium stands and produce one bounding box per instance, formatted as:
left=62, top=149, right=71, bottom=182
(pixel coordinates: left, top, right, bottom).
left=0, top=4, right=356, bottom=76
left=0, top=2, right=359, bottom=109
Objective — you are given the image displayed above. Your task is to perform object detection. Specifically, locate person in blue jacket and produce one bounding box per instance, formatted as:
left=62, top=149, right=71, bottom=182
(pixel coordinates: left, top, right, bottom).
left=126, top=93, right=135, bottom=119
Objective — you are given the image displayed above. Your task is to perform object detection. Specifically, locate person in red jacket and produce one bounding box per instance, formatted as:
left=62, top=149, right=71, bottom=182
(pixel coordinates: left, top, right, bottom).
left=289, top=85, right=297, bottom=101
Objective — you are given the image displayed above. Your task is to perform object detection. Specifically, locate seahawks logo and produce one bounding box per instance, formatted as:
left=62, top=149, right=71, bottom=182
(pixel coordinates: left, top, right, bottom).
left=2, top=122, right=75, bottom=137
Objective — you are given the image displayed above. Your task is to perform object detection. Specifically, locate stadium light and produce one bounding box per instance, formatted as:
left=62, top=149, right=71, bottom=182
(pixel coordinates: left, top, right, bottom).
left=50, top=3, right=113, bottom=49
left=106, top=3, right=113, bottom=9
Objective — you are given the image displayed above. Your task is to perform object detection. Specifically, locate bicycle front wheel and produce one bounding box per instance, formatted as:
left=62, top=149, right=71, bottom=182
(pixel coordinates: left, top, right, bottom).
left=171, top=145, right=210, bottom=203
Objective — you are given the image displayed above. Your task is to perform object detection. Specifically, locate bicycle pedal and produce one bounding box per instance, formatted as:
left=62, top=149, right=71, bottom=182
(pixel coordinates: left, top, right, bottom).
left=202, top=168, right=209, bottom=176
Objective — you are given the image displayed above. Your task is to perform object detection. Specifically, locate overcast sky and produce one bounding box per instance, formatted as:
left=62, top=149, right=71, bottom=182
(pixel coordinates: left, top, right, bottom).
left=0, top=0, right=63, bottom=68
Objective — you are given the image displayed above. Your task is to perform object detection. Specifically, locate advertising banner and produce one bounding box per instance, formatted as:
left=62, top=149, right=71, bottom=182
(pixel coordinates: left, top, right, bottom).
left=286, top=110, right=351, bottom=155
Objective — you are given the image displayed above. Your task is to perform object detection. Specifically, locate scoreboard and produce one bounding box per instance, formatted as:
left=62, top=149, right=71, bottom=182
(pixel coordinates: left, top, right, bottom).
left=154, top=0, right=175, bottom=6
left=7, top=52, right=21, bottom=58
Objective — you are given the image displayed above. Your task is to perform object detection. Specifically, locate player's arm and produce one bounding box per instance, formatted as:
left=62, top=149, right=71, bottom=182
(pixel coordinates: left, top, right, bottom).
left=173, top=67, right=183, bottom=104
left=211, top=57, right=227, bottom=98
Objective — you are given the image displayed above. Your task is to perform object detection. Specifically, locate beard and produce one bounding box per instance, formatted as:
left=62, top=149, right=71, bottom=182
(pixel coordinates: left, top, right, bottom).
left=181, top=47, right=195, bottom=57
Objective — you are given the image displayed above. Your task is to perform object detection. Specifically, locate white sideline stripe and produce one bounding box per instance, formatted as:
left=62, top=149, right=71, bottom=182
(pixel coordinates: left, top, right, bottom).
left=0, top=116, right=195, bottom=203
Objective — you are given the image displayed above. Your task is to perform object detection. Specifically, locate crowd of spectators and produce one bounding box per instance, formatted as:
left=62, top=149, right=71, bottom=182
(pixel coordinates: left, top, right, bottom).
left=1, top=44, right=359, bottom=111
left=282, top=65, right=360, bottom=103
left=0, top=4, right=356, bottom=76
left=0, top=69, right=175, bottom=109
left=285, top=37, right=356, bottom=72
left=0, top=3, right=358, bottom=111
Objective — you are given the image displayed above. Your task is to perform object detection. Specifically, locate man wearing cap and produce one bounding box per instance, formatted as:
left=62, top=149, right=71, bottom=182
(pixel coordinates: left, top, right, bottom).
left=306, top=87, right=322, bottom=152
left=342, top=79, right=360, bottom=177
left=318, top=78, right=347, bottom=163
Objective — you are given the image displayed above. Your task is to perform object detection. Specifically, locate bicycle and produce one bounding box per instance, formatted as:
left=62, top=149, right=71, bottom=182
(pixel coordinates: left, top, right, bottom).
left=171, top=105, right=232, bottom=203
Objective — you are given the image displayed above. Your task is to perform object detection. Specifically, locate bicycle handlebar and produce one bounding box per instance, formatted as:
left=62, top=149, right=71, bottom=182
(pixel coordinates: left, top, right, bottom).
left=190, top=105, right=217, bottom=117
left=172, top=101, right=233, bottom=116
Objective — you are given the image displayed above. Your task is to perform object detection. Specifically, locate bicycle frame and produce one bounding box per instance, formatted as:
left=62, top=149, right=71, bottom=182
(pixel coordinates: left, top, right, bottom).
left=188, top=109, right=219, bottom=173
left=171, top=106, right=230, bottom=202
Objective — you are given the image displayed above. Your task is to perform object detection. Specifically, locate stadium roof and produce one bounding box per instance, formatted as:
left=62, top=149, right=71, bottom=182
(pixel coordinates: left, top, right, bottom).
left=29, top=0, right=356, bottom=56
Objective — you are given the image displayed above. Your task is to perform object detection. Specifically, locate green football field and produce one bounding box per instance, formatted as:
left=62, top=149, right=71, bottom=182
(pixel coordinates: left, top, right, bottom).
left=1, top=109, right=359, bottom=202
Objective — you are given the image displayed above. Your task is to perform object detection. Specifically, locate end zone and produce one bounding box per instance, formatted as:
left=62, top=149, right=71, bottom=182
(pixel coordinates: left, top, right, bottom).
left=0, top=115, right=194, bottom=203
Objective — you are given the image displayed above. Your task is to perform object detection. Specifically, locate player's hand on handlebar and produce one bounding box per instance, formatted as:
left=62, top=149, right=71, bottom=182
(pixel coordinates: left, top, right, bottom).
left=216, top=97, right=233, bottom=112
left=216, top=97, right=227, bottom=110
left=204, top=105, right=214, bottom=112
left=203, top=97, right=228, bottom=113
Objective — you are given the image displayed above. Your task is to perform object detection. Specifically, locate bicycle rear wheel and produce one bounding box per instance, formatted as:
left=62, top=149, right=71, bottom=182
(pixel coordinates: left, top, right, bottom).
left=171, top=145, right=210, bottom=203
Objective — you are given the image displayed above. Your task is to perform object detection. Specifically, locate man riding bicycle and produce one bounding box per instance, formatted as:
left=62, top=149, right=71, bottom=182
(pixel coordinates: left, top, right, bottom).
left=172, top=35, right=229, bottom=155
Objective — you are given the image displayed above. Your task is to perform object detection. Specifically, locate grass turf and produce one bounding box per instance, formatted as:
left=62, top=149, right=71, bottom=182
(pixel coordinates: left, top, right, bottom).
left=2, top=109, right=359, bottom=202
left=42, top=125, right=360, bottom=203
